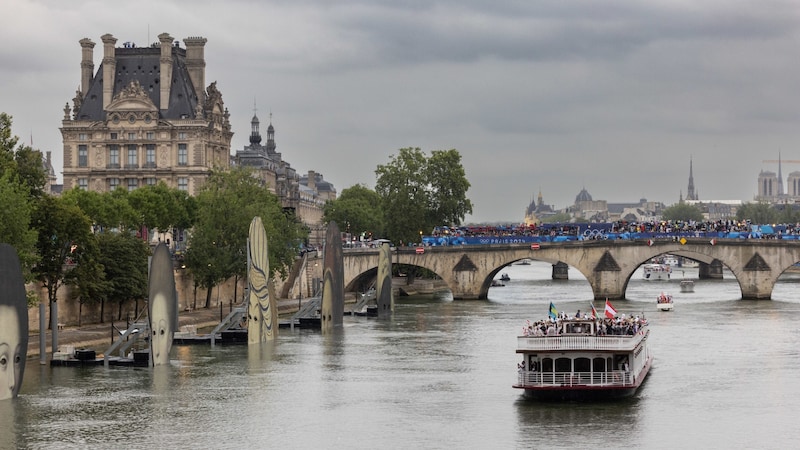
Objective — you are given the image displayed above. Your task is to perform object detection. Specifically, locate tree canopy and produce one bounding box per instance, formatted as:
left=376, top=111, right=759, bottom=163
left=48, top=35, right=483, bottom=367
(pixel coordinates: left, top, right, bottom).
left=0, top=113, right=46, bottom=198
left=375, top=147, right=472, bottom=244
left=322, top=184, right=384, bottom=240
left=31, top=195, right=96, bottom=318
left=660, top=202, right=705, bottom=222
left=184, top=168, right=307, bottom=307
left=0, top=172, right=37, bottom=276
left=736, top=202, right=779, bottom=224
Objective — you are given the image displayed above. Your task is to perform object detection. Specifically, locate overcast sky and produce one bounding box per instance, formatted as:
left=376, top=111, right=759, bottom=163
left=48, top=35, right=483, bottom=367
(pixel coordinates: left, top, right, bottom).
left=3, top=0, right=799, bottom=222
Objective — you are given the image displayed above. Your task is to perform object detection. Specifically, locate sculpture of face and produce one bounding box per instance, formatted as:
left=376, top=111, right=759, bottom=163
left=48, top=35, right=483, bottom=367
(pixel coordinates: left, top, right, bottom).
left=0, top=305, right=23, bottom=400
left=150, top=293, right=172, bottom=366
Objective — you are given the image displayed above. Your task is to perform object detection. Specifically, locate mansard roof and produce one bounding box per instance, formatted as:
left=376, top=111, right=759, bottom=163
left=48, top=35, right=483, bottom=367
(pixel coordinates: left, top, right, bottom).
left=75, top=46, right=199, bottom=121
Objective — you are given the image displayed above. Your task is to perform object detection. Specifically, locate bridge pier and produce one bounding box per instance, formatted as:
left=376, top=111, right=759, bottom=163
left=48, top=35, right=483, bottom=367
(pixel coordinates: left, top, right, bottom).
left=552, top=262, right=569, bottom=280
left=698, top=259, right=724, bottom=279
left=589, top=270, right=627, bottom=301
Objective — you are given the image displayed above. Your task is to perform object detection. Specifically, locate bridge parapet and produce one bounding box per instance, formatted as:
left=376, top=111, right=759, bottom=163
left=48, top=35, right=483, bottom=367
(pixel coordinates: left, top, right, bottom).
left=342, top=240, right=800, bottom=300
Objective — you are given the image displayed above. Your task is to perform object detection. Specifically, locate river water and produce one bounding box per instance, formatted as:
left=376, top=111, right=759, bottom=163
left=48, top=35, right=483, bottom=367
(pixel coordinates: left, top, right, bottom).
left=6, top=262, right=800, bottom=449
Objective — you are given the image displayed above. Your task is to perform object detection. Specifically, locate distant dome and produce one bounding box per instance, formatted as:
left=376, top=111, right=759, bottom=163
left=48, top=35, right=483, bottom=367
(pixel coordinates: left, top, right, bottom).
left=575, top=188, right=593, bottom=203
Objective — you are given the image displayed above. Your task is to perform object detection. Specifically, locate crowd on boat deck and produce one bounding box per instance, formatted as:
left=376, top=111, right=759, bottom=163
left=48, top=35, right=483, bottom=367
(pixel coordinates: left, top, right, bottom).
left=521, top=312, right=648, bottom=337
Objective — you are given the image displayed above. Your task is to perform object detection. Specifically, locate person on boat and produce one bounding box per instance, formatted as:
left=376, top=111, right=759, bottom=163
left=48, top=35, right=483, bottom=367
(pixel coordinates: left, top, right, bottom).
left=575, top=309, right=581, bottom=319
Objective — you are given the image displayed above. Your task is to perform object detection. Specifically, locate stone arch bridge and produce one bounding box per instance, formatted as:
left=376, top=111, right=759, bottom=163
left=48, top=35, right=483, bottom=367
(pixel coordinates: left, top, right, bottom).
left=342, top=239, right=800, bottom=300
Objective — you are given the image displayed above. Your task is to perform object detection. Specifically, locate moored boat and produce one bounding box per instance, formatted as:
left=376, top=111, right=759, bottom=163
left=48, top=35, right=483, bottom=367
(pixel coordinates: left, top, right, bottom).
left=656, top=292, right=674, bottom=311
left=513, top=308, right=652, bottom=401
left=642, top=263, right=671, bottom=280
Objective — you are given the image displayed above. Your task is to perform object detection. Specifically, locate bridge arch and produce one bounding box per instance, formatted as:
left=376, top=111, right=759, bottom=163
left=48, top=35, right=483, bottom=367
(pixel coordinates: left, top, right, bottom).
left=342, top=240, right=800, bottom=300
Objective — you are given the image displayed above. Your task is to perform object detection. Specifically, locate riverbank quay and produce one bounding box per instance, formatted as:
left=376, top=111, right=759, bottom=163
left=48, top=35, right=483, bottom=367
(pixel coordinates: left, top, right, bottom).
left=26, top=297, right=319, bottom=361
left=27, top=277, right=447, bottom=361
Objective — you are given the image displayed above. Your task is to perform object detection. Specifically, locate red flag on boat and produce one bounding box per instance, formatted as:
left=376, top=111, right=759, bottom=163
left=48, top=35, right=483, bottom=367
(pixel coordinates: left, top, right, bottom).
left=604, top=299, right=617, bottom=318
left=590, top=303, right=598, bottom=319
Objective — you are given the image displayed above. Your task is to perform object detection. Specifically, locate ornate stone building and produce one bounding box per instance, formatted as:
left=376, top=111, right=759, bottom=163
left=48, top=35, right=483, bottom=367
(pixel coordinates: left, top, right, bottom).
left=61, top=33, right=232, bottom=195
left=236, top=113, right=299, bottom=209
left=234, top=113, right=336, bottom=244
left=523, top=190, right=556, bottom=225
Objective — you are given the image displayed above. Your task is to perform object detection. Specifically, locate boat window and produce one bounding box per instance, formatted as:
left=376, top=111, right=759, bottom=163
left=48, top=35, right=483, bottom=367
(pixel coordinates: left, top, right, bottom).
left=555, top=358, right=571, bottom=372
left=593, top=357, right=606, bottom=372
left=574, top=357, right=591, bottom=372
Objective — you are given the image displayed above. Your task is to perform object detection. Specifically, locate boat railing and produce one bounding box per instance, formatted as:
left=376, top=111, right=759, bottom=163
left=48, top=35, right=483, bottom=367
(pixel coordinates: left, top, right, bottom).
left=516, top=370, right=632, bottom=387
left=517, top=331, right=647, bottom=351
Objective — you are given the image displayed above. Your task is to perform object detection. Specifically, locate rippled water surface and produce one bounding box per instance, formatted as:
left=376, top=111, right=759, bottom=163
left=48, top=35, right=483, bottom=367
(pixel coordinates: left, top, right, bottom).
left=7, top=262, right=800, bottom=449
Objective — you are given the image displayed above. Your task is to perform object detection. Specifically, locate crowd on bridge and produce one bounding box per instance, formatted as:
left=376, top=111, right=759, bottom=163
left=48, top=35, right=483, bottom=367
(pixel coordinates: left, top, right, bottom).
left=427, top=220, right=800, bottom=243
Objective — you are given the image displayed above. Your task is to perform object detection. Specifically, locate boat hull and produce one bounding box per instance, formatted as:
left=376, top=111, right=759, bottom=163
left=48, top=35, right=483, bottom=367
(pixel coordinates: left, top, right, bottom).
left=514, top=355, right=652, bottom=402
left=656, top=303, right=674, bottom=311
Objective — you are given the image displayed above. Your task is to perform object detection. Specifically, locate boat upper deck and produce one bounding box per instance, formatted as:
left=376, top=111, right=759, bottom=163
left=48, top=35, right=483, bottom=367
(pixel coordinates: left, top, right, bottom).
left=517, top=317, right=648, bottom=352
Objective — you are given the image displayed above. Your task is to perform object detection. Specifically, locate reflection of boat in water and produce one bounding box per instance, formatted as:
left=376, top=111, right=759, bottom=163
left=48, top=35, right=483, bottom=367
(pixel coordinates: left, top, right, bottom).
left=680, top=280, right=694, bottom=293
left=515, top=259, right=532, bottom=265
left=643, top=264, right=671, bottom=280
left=500, top=273, right=511, bottom=281
left=513, top=315, right=653, bottom=401
left=656, top=292, right=674, bottom=311
left=491, top=280, right=505, bottom=287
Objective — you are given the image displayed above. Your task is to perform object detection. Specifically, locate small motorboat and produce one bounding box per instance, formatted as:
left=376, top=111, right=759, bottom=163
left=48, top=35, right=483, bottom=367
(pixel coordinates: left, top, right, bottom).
left=680, top=280, right=694, bottom=293
left=500, top=273, right=511, bottom=282
left=656, top=292, right=674, bottom=311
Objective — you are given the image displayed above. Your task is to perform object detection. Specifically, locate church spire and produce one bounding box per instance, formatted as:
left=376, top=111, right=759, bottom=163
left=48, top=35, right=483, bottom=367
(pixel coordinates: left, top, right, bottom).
left=686, top=157, right=697, bottom=201
left=266, top=112, right=276, bottom=155
left=778, top=151, right=784, bottom=196
left=249, top=98, right=262, bottom=145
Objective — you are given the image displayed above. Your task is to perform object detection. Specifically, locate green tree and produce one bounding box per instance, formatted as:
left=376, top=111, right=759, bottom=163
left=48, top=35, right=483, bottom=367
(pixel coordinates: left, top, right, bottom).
left=128, top=181, right=197, bottom=233
left=31, top=195, right=95, bottom=330
left=0, top=172, right=38, bottom=278
left=426, top=149, right=473, bottom=226
left=375, top=147, right=429, bottom=245
left=777, top=204, right=800, bottom=224
left=661, top=202, right=705, bottom=222
left=0, top=113, right=19, bottom=172
left=96, top=231, right=149, bottom=321
left=375, top=147, right=472, bottom=244
left=185, top=168, right=307, bottom=308
left=0, top=113, right=46, bottom=198
left=736, top=202, right=779, bottom=224
left=62, top=187, right=139, bottom=231
left=322, top=184, right=384, bottom=240
left=67, top=233, right=108, bottom=326
left=539, top=212, right=572, bottom=224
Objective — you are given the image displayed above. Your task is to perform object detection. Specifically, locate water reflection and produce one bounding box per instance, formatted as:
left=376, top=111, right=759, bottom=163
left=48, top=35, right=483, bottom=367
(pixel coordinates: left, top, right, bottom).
left=515, top=397, right=642, bottom=442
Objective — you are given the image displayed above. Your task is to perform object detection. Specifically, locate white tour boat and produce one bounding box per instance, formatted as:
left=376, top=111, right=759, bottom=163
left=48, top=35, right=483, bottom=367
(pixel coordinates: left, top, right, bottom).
left=642, top=263, right=671, bottom=280
left=656, top=292, right=674, bottom=311
left=658, top=254, right=679, bottom=266
left=513, top=315, right=653, bottom=401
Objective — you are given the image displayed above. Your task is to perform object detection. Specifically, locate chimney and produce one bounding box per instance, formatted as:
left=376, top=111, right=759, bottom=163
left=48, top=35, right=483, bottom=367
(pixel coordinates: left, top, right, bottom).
left=307, top=170, right=316, bottom=190
left=158, top=33, right=174, bottom=111
left=100, top=34, right=117, bottom=109
left=183, top=36, right=207, bottom=101
left=79, top=38, right=95, bottom=97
